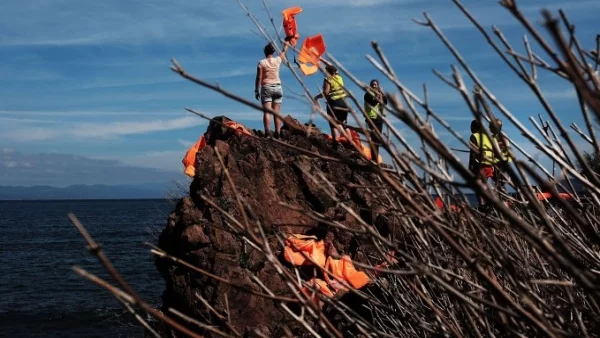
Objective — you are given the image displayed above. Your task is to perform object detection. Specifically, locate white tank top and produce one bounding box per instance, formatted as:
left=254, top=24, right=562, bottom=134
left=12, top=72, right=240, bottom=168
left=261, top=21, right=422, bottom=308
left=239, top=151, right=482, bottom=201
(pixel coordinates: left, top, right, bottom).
left=258, top=56, right=282, bottom=85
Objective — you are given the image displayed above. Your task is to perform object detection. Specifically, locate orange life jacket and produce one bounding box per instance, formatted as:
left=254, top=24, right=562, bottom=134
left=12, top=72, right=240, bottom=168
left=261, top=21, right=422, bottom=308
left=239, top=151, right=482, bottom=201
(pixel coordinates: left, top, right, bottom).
left=182, top=135, right=207, bottom=177
left=283, top=234, right=327, bottom=267
left=282, top=7, right=302, bottom=46
left=223, top=121, right=252, bottom=137
left=324, top=131, right=383, bottom=164
left=537, top=191, right=574, bottom=201
left=181, top=119, right=251, bottom=178
left=324, top=255, right=370, bottom=291
left=301, top=278, right=334, bottom=307
left=297, top=34, right=326, bottom=76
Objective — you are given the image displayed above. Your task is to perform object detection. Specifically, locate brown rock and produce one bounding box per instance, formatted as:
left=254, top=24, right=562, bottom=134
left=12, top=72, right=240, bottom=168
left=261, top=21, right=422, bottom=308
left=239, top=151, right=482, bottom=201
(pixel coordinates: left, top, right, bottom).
left=155, top=115, right=399, bottom=337
left=181, top=225, right=210, bottom=246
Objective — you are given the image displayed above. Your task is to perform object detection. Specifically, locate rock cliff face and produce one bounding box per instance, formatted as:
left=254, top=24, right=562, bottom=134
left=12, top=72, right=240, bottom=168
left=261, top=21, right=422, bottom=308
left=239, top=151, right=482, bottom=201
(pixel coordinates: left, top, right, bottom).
left=155, top=116, right=398, bottom=337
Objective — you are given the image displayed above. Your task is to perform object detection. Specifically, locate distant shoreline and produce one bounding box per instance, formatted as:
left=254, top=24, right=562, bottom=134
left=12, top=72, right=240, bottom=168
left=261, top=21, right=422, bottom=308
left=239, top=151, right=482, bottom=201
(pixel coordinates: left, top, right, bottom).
left=0, top=197, right=173, bottom=202
left=0, top=184, right=183, bottom=201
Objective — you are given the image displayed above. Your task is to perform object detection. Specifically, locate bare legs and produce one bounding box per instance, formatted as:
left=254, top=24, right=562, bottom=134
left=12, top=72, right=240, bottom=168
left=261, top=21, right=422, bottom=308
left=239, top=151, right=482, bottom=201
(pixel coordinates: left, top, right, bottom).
left=272, top=102, right=282, bottom=133
left=262, top=101, right=272, bottom=133
left=262, top=101, right=282, bottom=134
left=331, top=125, right=341, bottom=140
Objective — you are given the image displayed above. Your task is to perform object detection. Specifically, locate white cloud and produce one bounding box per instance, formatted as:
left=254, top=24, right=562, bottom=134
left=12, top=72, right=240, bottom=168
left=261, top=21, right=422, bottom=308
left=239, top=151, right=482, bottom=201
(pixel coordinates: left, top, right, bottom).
left=72, top=116, right=203, bottom=138
left=0, top=149, right=179, bottom=186
left=1, top=116, right=205, bottom=142
left=0, top=110, right=180, bottom=117
left=178, top=138, right=194, bottom=148
left=0, top=117, right=62, bottom=124
left=111, top=150, right=187, bottom=172
left=0, top=0, right=253, bottom=47
left=2, top=161, right=18, bottom=168
left=0, top=0, right=513, bottom=48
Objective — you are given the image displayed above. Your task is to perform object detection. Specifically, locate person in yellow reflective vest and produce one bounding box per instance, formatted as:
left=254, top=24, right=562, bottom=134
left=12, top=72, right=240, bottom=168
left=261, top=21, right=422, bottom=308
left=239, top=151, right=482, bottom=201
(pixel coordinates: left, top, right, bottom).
left=468, top=119, right=495, bottom=207
left=364, top=79, right=388, bottom=162
left=313, top=63, right=351, bottom=148
left=490, top=118, right=511, bottom=193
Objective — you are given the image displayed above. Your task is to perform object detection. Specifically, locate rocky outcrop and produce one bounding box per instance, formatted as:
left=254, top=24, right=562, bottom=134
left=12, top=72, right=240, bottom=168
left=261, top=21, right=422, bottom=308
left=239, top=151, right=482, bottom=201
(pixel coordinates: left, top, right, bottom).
left=155, top=116, right=399, bottom=337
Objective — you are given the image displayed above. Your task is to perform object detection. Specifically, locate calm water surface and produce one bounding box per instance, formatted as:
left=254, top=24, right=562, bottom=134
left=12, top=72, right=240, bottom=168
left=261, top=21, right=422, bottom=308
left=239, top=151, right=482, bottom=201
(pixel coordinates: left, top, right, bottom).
left=0, top=199, right=174, bottom=337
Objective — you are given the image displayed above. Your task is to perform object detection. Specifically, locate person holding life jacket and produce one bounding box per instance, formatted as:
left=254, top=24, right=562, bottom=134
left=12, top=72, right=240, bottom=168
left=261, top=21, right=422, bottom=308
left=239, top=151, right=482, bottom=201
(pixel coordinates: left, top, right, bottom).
left=364, top=79, right=388, bottom=162
left=469, top=119, right=495, bottom=207
left=313, top=63, right=351, bottom=147
left=255, top=41, right=289, bottom=138
left=490, top=118, right=512, bottom=193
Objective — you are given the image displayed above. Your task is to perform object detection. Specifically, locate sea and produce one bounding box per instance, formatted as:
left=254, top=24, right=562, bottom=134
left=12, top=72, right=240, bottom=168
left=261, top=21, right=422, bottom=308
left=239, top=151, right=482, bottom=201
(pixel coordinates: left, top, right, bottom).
left=0, top=195, right=481, bottom=337
left=0, top=199, right=174, bottom=338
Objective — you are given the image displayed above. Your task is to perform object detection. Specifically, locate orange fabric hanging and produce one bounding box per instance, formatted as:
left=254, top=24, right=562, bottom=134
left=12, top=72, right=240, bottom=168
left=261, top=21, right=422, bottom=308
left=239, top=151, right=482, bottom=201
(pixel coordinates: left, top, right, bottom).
left=282, top=7, right=302, bottom=46
left=324, top=130, right=360, bottom=146
left=324, top=131, right=383, bottom=163
left=297, top=34, right=326, bottom=76
left=182, top=135, right=207, bottom=177
left=223, top=121, right=253, bottom=136
left=324, top=255, right=370, bottom=291
left=283, top=234, right=327, bottom=267
left=181, top=119, right=251, bottom=178
left=360, top=143, right=383, bottom=164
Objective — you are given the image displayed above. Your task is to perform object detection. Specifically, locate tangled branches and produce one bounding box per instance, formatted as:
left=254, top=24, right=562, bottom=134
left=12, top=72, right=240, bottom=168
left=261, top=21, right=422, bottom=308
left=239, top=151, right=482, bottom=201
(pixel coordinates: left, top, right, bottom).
left=71, top=1, right=600, bottom=337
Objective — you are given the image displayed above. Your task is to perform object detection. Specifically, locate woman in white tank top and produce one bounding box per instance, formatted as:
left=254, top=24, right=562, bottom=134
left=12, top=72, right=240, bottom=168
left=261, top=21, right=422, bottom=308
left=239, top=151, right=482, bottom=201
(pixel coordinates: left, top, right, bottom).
left=255, top=42, right=289, bottom=137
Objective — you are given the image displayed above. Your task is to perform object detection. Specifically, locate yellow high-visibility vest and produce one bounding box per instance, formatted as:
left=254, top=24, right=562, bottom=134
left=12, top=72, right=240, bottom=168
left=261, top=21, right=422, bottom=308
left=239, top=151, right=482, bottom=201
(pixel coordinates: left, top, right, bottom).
left=365, top=89, right=381, bottom=119
left=494, top=134, right=512, bottom=163
left=473, top=132, right=494, bottom=165
left=327, top=74, right=346, bottom=101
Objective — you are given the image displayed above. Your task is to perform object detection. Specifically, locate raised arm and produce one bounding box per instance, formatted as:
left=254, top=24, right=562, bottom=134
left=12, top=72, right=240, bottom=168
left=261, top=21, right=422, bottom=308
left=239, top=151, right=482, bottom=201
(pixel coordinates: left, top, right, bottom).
left=279, top=41, right=289, bottom=61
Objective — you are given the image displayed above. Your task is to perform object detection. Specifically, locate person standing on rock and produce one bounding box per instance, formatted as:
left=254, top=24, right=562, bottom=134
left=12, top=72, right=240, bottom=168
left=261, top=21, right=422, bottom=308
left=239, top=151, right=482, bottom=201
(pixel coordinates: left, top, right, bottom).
left=313, top=63, right=351, bottom=148
left=364, top=79, right=388, bottom=161
left=468, top=119, right=494, bottom=209
left=255, top=41, right=289, bottom=138
left=490, top=118, right=512, bottom=193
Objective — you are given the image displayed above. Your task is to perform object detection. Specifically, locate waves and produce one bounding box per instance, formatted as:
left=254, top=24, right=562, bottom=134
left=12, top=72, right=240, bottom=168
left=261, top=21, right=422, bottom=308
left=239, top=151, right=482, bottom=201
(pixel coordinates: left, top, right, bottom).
left=0, top=199, right=171, bottom=337
left=0, top=307, right=148, bottom=337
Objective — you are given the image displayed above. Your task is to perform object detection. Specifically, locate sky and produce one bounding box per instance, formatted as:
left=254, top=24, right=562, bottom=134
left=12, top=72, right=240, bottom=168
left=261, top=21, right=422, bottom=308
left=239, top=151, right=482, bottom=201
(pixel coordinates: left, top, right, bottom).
left=0, top=0, right=598, bottom=188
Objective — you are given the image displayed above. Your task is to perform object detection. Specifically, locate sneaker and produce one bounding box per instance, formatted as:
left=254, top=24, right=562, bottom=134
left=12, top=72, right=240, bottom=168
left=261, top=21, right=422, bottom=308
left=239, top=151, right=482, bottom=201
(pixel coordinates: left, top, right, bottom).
left=273, top=131, right=280, bottom=139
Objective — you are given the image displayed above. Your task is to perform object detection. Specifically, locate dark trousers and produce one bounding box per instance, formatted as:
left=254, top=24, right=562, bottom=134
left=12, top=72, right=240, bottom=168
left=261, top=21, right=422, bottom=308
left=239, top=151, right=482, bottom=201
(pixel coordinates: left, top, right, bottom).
left=326, top=98, right=349, bottom=128
left=366, top=117, right=384, bottom=161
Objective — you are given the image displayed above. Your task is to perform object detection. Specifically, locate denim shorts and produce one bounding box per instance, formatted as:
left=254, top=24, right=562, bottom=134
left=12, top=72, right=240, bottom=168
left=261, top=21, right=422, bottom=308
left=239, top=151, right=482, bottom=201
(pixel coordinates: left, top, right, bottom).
left=261, top=83, right=283, bottom=103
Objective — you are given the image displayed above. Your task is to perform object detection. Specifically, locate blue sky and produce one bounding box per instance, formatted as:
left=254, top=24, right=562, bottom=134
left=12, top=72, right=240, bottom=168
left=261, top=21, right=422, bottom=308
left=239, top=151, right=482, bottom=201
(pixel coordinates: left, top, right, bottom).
left=1, top=0, right=598, bottom=187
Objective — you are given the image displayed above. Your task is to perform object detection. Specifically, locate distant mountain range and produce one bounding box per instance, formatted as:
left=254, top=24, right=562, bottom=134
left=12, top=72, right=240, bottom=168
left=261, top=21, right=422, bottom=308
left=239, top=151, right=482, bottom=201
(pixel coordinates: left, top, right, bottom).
left=0, top=183, right=181, bottom=200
